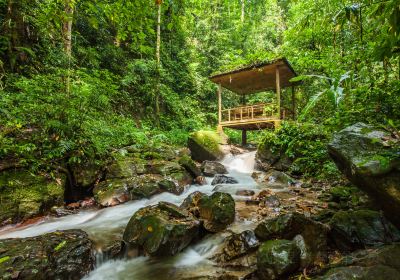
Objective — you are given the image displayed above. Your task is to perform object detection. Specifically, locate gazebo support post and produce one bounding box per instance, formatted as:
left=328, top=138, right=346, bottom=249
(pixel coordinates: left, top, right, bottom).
left=291, top=85, right=296, bottom=120
left=217, top=84, right=223, bottom=132
left=242, top=129, right=247, bottom=146
left=275, top=66, right=281, bottom=120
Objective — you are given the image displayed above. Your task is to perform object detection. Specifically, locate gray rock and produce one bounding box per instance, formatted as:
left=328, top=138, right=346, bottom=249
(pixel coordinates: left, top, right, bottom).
left=329, top=210, right=400, bottom=251
left=257, top=239, right=300, bottom=280
left=255, top=213, right=328, bottom=267
left=122, top=201, right=200, bottom=256
left=211, top=175, right=238, bottom=185
left=201, top=161, right=228, bottom=176
left=328, top=122, right=400, bottom=227
left=0, top=229, right=94, bottom=280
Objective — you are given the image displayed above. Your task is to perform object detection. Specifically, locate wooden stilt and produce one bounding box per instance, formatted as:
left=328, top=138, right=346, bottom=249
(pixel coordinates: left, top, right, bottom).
left=242, top=130, right=247, bottom=146
left=291, top=86, right=296, bottom=120
left=217, top=84, right=222, bottom=126
left=275, top=66, right=281, bottom=119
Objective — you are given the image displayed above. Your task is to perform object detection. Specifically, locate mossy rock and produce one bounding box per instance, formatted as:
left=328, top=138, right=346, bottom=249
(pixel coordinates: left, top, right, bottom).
left=328, top=122, right=400, bottom=227
left=329, top=210, right=400, bottom=251
left=257, top=239, right=301, bottom=280
left=0, top=229, right=94, bottom=280
left=255, top=213, right=328, bottom=268
left=93, top=175, right=164, bottom=207
left=198, top=192, right=235, bottom=232
left=178, top=155, right=201, bottom=177
left=106, top=157, right=150, bottom=179
left=122, top=202, right=200, bottom=256
left=188, top=130, right=225, bottom=162
left=316, top=243, right=400, bottom=280
left=0, top=170, right=64, bottom=225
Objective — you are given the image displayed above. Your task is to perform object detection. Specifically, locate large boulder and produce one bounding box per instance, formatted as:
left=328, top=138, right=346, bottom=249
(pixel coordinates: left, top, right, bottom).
left=122, top=202, right=200, bottom=256
left=329, top=210, right=400, bottom=251
left=255, top=213, right=328, bottom=267
left=328, top=123, right=400, bottom=227
left=181, top=192, right=235, bottom=232
left=0, top=170, right=65, bottom=226
left=257, top=239, right=301, bottom=280
left=200, top=161, right=228, bottom=176
left=93, top=157, right=193, bottom=207
left=316, top=244, right=400, bottom=280
left=197, top=192, right=235, bottom=232
left=0, top=229, right=94, bottom=279
left=187, top=130, right=225, bottom=162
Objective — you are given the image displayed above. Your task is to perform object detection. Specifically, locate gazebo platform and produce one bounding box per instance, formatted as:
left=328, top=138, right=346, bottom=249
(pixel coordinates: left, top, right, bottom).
left=209, top=58, right=299, bottom=145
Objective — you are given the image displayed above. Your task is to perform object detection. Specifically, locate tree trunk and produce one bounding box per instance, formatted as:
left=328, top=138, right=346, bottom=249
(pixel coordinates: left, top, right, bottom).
left=241, top=0, right=245, bottom=22
left=63, top=0, right=74, bottom=95
left=63, top=0, right=73, bottom=57
left=155, top=1, right=162, bottom=121
left=156, top=2, right=161, bottom=65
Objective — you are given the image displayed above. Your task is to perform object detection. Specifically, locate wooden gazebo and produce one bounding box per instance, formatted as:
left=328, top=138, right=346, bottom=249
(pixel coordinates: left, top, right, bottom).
left=209, top=58, right=299, bottom=145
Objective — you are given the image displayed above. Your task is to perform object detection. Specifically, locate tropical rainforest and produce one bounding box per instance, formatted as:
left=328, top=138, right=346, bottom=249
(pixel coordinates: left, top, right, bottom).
left=0, top=0, right=399, bottom=279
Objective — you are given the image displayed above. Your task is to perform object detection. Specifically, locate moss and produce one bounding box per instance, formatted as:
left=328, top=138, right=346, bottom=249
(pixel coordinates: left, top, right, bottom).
left=0, top=170, right=65, bottom=224
left=190, top=130, right=223, bottom=156
left=54, top=240, right=67, bottom=251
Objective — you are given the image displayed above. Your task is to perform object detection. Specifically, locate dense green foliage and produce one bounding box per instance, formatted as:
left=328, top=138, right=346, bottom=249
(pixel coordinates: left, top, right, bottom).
left=258, top=122, right=339, bottom=178
left=0, top=0, right=399, bottom=177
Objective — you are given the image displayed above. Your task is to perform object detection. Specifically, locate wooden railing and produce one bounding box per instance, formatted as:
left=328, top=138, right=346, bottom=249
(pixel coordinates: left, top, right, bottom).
left=220, top=103, right=278, bottom=124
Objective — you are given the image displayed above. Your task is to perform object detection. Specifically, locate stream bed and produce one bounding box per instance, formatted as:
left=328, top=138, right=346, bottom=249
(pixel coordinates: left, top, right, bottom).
left=0, top=151, right=264, bottom=279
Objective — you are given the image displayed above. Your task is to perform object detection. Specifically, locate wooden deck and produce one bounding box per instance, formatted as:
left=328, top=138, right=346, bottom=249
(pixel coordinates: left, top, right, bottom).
left=219, top=103, right=281, bottom=130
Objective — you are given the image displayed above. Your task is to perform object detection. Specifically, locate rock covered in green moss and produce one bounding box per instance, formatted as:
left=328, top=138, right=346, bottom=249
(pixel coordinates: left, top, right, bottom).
left=256, top=239, right=301, bottom=280
left=0, top=229, right=94, bottom=279
left=329, top=210, right=400, bottom=251
left=178, top=155, right=202, bottom=178
left=187, top=130, right=225, bottom=162
left=122, top=202, right=200, bottom=256
left=93, top=155, right=193, bottom=206
left=0, top=170, right=65, bottom=225
left=255, top=213, right=328, bottom=267
left=316, top=244, right=400, bottom=280
left=198, top=192, right=235, bottom=232
left=328, top=122, right=400, bottom=227
left=180, top=191, right=235, bottom=232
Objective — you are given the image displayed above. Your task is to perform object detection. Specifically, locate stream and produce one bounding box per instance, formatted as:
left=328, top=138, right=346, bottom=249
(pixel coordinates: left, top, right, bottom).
left=0, top=151, right=262, bottom=279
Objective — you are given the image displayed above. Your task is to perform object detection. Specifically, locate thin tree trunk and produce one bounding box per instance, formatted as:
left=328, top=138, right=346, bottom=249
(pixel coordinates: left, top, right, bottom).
left=156, top=2, right=161, bottom=65
left=241, top=0, right=245, bottom=22
left=155, top=1, right=162, bottom=121
left=63, top=0, right=73, bottom=57
left=63, top=0, right=73, bottom=95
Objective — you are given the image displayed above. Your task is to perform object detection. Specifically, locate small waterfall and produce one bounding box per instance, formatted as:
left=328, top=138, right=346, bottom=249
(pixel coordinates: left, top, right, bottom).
left=0, top=151, right=259, bottom=280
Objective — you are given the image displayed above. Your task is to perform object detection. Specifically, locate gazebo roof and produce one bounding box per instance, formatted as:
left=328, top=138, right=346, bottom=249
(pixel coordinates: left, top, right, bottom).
left=209, top=58, right=299, bottom=95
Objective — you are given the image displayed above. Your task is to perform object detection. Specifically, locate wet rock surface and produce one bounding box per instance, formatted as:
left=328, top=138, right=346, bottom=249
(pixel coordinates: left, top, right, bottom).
left=329, top=210, right=400, bottom=251
left=211, top=175, right=238, bottom=185
left=122, top=201, right=200, bottom=256
left=316, top=243, right=400, bottom=280
left=93, top=147, right=194, bottom=207
left=0, top=229, right=94, bottom=280
left=257, top=239, right=301, bottom=280
left=180, top=192, right=235, bottom=233
left=0, top=170, right=65, bottom=226
left=328, top=122, right=400, bottom=227
left=255, top=212, right=328, bottom=267
left=213, top=230, right=259, bottom=262
left=201, top=161, right=228, bottom=176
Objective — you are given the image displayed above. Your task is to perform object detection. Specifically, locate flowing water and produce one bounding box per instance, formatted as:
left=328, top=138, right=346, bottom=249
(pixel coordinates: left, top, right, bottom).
left=0, top=151, right=260, bottom=280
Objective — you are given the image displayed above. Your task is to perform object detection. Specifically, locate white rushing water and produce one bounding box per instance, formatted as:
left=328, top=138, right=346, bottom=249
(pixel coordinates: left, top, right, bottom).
left=0, top=151, right=259, bottom=280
